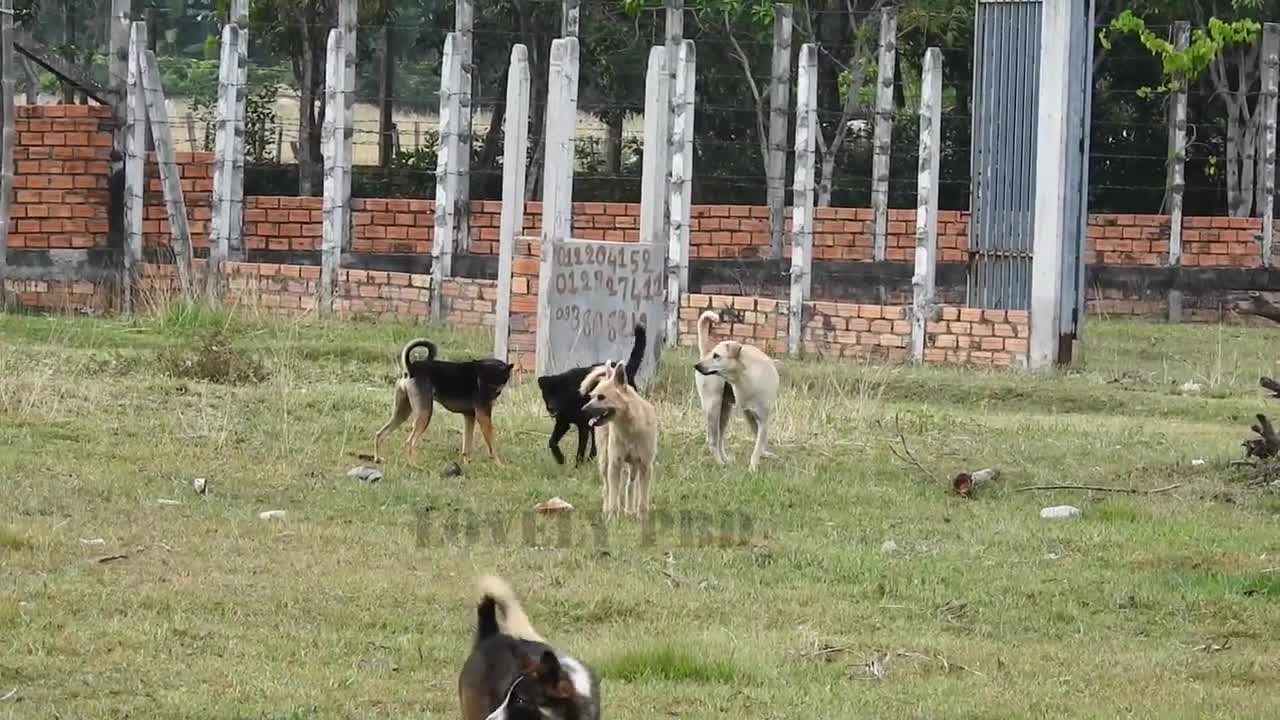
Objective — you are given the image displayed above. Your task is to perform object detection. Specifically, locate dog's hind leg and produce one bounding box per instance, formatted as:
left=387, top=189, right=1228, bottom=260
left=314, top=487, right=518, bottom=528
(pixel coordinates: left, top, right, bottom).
left=373, top=383, right=412, bottom=463
left=462, top=413, right=476, bottom=459
left=475, top=407, right=501, bottom=464
left=405, top=403, right=434, bottom=461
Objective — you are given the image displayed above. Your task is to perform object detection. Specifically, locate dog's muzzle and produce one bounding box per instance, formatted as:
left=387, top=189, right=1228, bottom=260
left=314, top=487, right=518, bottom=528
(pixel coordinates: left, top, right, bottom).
left=582, top=405, right=613, bottom=427
left=694, top=363, right=715, bottom=376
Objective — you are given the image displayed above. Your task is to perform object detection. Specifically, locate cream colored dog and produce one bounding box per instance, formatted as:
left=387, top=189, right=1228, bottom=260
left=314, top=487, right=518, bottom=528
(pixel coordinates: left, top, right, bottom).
left=579, top=361, right=659, bottom=519
left=694, top=311, right=735, bottom=464
left=693, top=326, right=780, bottom=471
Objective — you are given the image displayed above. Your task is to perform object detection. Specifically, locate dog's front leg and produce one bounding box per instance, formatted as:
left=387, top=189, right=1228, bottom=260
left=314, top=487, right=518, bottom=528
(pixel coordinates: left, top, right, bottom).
left=475, top=408, right=501, bottom=464
left=633, top=462, right=652, bottom=517
left=605, top=455, right=624, bottom=520
left=548, top=418, right=570, bottom=465
left=746, top=410, right=770, bottom=471
left=574, top=421, right=592, bottom=465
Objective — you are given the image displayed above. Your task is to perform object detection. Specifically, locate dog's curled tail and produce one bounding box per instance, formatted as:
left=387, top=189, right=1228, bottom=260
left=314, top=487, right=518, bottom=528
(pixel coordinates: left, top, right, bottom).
left=476, top=574, right=545, bottom=643
left=399, top=338, right=437, bottom=373
left=625, top=324, right=647, bottom=387
left=579, top=361, right=617, bottom=397
left=697, top=311, right=719, bottom=355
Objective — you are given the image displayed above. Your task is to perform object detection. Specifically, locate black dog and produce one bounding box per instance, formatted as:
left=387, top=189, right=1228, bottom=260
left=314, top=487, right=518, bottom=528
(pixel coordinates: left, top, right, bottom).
left=370, top=338, right=514, bottom=463
left=536, top=325, right=646, bottom=465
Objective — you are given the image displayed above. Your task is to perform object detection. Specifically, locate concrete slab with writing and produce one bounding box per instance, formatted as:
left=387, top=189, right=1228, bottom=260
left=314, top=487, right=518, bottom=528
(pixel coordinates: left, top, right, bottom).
left=538, top=239, right=667, bottom=390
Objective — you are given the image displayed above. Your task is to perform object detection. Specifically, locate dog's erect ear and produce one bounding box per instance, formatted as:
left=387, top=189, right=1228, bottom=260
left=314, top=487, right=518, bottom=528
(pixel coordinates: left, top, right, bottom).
left=537, top=376, right=550, bottom=389
left=610, top=361, right=627, bottom=385
left=537, top=650, right=563, bottom=682
left=514, top=646, right=540, bottom=675
left=724, top=341, right=743, bottom=358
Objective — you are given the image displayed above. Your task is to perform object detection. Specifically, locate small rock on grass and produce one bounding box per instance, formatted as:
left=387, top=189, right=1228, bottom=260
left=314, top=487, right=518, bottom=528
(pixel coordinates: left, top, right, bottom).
left=258, top=510, right=287, bottom=521
left=442, top=462, right=463, bottom=479
left=1039, top=505, right=1081, bottom=520
left=192, top=477, right=208, bottom=495
left=348, top=466, right=384, bottom=483
left=534, top=497, right=574, bottom=514
left=880, top=539, right=899, bottom=555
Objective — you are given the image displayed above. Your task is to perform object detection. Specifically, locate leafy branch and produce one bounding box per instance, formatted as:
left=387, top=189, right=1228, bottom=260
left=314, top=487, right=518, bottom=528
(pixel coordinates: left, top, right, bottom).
left=1099, top=9, right=1260, bottom=97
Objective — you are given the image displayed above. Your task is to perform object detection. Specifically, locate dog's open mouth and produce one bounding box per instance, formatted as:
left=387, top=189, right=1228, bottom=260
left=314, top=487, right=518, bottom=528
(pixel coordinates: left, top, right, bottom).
left=586, top=409, right=614, bottom=427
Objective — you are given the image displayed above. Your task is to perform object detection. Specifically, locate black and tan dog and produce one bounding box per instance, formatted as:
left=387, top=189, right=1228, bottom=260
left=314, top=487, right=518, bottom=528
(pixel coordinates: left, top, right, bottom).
left=459, top=575, right=599, bottom=720
left=370, top=339, right=514, bottom=464
left=536, top=324, right=646, bottom=465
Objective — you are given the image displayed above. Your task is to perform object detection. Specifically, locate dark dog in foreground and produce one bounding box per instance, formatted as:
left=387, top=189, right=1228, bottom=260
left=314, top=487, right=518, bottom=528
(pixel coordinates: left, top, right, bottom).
left=459, top=575, right=599, bottom=720
left=370, top=339, right=514, bottom=464
left=536, top=324, right=646, bottom=465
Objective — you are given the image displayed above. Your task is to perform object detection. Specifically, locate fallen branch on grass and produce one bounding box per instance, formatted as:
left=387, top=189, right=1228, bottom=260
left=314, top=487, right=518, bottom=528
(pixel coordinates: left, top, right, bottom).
left=887, top=414, right=932, bottom=482
left=1231, top=291, right=1280, bottom=325
left=1014, top=483, right=1182, bottom=495
left=1244, top=414, right=1280, bottom=460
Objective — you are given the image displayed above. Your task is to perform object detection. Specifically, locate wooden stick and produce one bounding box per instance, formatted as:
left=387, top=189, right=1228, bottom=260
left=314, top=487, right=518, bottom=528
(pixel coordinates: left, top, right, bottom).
left=1015, top=483, right=1182, bottom=495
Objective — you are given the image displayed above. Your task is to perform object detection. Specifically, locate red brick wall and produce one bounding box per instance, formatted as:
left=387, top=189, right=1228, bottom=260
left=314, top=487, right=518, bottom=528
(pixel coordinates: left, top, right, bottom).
left=144, top=150, right=213, bottom=250
left=7, top=104, right=1276, bottom=270
left=677, top=295, right=1028, bottom=367
left=8, top=105, right=112, bottom=250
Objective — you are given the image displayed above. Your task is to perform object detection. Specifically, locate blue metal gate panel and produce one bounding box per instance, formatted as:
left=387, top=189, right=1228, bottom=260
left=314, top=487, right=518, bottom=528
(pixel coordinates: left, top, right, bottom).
left=968, top=0, right=1042, bottom=311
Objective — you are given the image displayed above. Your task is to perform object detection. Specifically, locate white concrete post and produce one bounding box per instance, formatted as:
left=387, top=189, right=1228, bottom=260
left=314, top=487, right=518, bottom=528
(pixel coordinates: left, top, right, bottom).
left=910, top=48, right=942, bottom=363
left=1029, top=0, right=1072, bottom=369
left=0, top=0, right=15, bottom=279
left=229, top=0, right=249, bottom=258
left=432, top=32, right=463, bottom=320
left=562, top=0, right=580, bottom=37
left=123, top=22, right=147, bottom=313
left=535, top=37, right=581, bottom=376
left=1260, top=23, right=1279, bottom=268
left=665, top=40, right=696, bottom=349
left=788, top=43, right=817, bottom=357
left=321, top=29, right=349, bottom=314
left=495, top=45, right=531, bottom=361
left=139, top=49, right=194, bottom=300
left=209, top=21, right=240, bottom=300
left=766, top=3, right=792, bottom=258
left=639, top=47, right=669, bottom=249
left=1166, top=21, right=1189, bottom=321
left=455, top=0, right=473, bottom=254
left=872, top=6, right=897, bottom=262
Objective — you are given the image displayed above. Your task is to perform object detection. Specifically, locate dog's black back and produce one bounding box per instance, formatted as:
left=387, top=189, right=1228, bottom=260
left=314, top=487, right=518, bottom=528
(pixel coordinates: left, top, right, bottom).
left=537, top=325, right=645, bottom=465
left=404, top=340, right=514, bottom=415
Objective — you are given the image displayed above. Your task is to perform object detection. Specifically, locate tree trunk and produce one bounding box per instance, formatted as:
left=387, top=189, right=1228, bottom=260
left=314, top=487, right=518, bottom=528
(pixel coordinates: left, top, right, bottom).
left=21, top=57, right=39, bottom=103
left=1227, top=105, right=1244, bottom=216
left=297, top=53, right=315, bottom=195
left=477, top=100, right=506, bottom=172
left=604, top=110, right=622, bottom=175
left=817, top=153, right=837, bottom=206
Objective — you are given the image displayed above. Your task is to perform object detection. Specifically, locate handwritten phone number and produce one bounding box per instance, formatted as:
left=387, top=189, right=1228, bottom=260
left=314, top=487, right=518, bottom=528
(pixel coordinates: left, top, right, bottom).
left=553, top=307, right=651, bottom=342
left=554, top=244, right=658, bottom=275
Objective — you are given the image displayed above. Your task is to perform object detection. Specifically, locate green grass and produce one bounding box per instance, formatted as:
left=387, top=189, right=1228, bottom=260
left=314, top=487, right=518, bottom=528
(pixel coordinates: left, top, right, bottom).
left=2, top=308, right=1280, bottom=718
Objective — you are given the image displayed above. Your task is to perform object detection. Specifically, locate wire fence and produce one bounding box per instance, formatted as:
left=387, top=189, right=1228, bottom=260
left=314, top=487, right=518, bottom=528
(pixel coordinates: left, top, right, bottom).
left=10, top=1, right=1276, bottom=217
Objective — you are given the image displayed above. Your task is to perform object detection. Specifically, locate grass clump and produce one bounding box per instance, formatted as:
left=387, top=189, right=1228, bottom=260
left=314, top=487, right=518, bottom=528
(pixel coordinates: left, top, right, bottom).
left=155, top=329, right=271, bottom=385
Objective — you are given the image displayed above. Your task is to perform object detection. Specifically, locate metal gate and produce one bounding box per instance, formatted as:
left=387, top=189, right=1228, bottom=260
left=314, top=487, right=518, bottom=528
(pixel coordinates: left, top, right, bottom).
left=967, top=0, right=1092, bottom=340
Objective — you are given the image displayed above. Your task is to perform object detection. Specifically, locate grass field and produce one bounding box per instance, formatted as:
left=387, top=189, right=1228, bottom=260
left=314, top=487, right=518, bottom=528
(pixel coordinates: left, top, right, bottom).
left=2, top=305, right=1280, bottom=719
